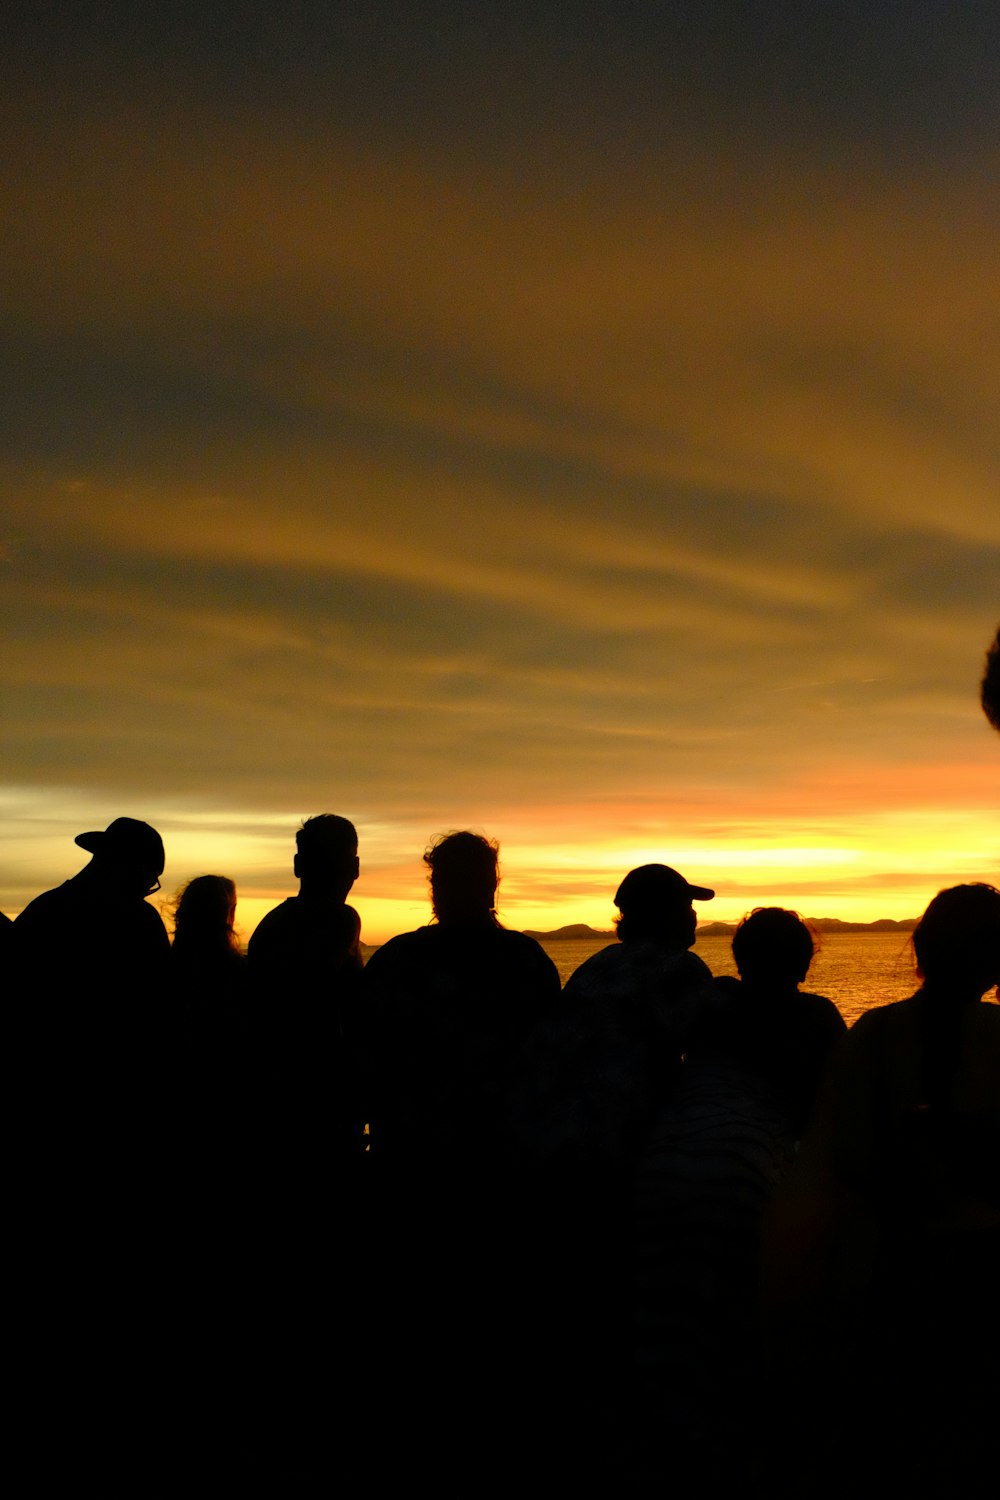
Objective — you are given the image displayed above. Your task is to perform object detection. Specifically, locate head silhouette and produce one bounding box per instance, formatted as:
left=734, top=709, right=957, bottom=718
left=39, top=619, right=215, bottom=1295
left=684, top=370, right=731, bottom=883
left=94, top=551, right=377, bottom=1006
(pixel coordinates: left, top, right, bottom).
left=74, top=817, right=165, bottom=899
left=982, top=626, right=1000, bottom=732
left=732, top=907, right=816, bottom=987
left=171, top=874, right=239, bottom=957
left=424, top=830, right=500, bottom=925
left=912, top=883, right=1000, bottom=1001
left=293, top=814, right=359, bottom=900
left=613, top=863, right=714, bottom=948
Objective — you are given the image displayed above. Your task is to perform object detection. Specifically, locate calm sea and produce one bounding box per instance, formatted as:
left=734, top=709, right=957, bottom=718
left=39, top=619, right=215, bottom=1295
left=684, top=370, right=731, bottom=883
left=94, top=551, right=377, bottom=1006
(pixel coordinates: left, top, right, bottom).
left=361, top=928, right=997, bottom=1027
left=537, top=929, right=921, bottom=1028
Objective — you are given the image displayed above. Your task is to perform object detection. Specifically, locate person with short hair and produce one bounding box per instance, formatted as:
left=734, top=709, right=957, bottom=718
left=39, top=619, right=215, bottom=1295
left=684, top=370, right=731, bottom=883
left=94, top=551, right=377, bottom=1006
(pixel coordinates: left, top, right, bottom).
left=700, top=907, right=846, bottom=1140
left=247, top=812, right=364, bottom=1158
left=249, top=813, right=362, bottom=992
left=243, top=815, right=366, bottom=1479
left=247, top=811, right=362, bottom=1029
left=624, top=909, right=842, bottom=1492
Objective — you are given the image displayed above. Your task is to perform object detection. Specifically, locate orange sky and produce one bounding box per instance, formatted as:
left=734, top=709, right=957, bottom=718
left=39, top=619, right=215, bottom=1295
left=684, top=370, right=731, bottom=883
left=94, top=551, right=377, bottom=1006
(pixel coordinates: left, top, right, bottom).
left=2, top=6, right=998, bottom=942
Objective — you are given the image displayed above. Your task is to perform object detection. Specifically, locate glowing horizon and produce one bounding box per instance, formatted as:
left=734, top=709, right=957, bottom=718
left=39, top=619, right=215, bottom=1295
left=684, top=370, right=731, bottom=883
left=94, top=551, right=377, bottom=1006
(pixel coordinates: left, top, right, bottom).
left=3, top=774, right=995, bottom=947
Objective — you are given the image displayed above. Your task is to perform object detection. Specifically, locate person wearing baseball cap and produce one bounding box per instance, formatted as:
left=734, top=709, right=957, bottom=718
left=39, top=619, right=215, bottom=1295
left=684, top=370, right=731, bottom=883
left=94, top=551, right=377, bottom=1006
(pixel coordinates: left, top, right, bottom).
left=11, top=816, right=173, bottom=1475
left=560, top=861, right=717, bottom=1092
left=612, top=863, right=715, bottom=946
left=11, top=813, right=171, bottom=1117
left=532, top=862, right=718, bottom=1471
left=73, top=816, right=166, bottom=895
left=13, top=814, right=168, bottom=974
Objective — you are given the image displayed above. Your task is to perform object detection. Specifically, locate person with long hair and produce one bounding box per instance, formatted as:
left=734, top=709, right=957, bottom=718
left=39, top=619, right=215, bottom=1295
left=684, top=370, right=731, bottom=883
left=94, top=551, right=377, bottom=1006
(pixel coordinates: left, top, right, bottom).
left=167, top=871, right=250, bottom=1162
left=167, top=874, right=259, bottom=1478
left=171, top=872, right=241, bottom=959
left=771, top=884, right=1000, bottom=1496
left=169, top=873, right=246, bottom=1039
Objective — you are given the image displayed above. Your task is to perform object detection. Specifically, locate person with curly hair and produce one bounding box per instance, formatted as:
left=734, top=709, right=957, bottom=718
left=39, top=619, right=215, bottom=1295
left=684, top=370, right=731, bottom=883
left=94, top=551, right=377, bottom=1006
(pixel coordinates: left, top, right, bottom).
left=360, top=830, right=560, bottom=1488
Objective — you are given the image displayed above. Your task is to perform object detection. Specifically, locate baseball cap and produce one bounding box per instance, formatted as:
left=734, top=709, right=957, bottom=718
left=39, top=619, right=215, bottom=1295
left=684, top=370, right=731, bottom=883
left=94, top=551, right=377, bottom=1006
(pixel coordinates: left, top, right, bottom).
left=614, top=863, right=714, bottom=911
left=75, top=817, right=165, bottom=873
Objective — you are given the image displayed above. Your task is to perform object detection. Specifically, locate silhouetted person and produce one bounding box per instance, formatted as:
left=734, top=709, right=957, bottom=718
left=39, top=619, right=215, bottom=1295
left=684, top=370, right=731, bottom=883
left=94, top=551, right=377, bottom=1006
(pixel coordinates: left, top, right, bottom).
left=248, top=812, right=364, bottom=1160
left=245, top=815, right=365, bottom=1483
left=982, top=623, right=1000, bottom=731
left=0, top=910, right=11, bottom=1001
left=12, top=815, right=171, bottom=1156
left=13, top=815, right=169, bottom=1027
left=522, top=864, right=715, bottom=1483
left=169, top=871, right=252, bottom=1161
left=172, top=872, right=244, bottom=986
left=360, top=831, right=560, bottom=1487
left=248, top=814, right=361, bottom=980
left=363, top=829, right=559, bottom=1167
left=770, top=883, right=1000, bottom=1497
left=166, top=875, right=258, bottom=1479
left=625, top=912, right=844, bottom=1490
left=10, top=817, right=173, bottom=1483
left=697, top=907, right=846, bottom=1140
left=170, top=873, right=250, bottom=1086
left=550, top=863, right=717, bottom=1163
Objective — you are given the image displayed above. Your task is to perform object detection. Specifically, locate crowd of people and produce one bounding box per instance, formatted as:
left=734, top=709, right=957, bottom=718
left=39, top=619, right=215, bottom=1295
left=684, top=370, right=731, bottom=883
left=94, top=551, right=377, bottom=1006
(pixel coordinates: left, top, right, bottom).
left=6, top=808, right=998, bottom=1492
left=4, top=629, right=998, bottom=1490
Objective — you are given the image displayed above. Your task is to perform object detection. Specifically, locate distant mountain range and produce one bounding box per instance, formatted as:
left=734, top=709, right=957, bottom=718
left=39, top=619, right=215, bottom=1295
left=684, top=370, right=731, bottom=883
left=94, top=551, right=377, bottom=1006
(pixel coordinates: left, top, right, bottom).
left=523, top=917, right=917, bottom=941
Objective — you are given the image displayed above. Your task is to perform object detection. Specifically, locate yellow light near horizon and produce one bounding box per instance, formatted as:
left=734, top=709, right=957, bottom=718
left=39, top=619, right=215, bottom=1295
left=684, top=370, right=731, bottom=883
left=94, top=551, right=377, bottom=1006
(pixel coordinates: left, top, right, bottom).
left=3, top=778, right=995, bottom=948
left=607, top=845, right=859, bottom=871
left=234, top=894, right=434, bottom=949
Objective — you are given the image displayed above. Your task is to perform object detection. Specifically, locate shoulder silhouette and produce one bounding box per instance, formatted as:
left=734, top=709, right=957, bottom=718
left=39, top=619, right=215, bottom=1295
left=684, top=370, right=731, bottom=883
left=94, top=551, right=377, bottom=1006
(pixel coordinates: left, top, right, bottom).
left=982, top=624, right=1000, bottom=731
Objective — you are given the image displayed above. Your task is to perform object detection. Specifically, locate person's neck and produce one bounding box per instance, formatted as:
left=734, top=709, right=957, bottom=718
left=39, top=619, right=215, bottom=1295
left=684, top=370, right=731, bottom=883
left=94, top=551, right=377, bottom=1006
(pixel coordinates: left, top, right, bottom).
left=921, top=979, right=984, bottom=1007
left=434, top=911, right=498, bottom=929
left=297, top=882, right=347, bottom=903
left=73, top=861, right=127, bottom=899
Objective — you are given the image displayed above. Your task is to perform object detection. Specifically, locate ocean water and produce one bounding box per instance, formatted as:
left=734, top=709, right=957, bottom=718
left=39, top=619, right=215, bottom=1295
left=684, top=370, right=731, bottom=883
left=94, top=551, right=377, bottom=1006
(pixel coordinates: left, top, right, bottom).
left=538, top=929, right=922, bottom=1027
left=363, top=927, right=998, bottom=1026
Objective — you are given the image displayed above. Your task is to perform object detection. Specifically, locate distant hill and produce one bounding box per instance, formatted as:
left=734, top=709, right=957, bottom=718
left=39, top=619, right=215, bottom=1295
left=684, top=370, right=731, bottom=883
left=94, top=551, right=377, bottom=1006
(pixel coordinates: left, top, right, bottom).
left=525, top=917, right=916, bottom=940
left=522, top=923, right=614, bottom=941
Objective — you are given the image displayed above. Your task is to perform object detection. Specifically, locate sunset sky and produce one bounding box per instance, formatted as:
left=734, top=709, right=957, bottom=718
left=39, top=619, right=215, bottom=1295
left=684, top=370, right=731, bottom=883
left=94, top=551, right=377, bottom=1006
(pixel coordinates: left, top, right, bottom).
left=3, top=3, right=998, bottom=942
